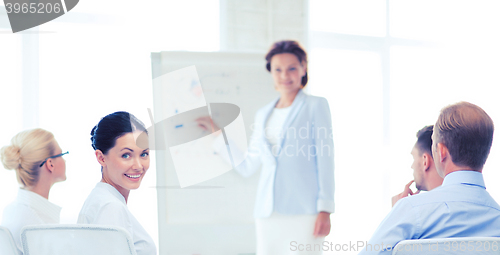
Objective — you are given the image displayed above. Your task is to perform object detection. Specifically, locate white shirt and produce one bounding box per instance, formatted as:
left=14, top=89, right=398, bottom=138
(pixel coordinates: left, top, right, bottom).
left=78, top=182, right=156, bottom=255
left=265, top=106, right=292, bottom=147
left=1, top=188, right=61, bottom=254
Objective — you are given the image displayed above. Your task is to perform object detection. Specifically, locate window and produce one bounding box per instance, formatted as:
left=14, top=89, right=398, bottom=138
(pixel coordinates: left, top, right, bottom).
left=0, top=34, right=23, bottom=221
left=0, top=1, right=219, bottom=253
left=309, top=0, right=500, bottom=251
left=310, top=0, right=386, bottom=37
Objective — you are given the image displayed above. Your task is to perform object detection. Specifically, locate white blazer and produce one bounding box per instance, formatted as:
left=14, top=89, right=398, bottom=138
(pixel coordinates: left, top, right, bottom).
left=235, top=89, right=335, bottom=218
left=1, top=189, right=61, bottom=254
left=78, top=183, right=156, bottom=255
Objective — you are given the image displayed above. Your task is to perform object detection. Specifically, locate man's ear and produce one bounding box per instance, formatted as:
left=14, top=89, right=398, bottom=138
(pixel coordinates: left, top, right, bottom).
left=437, top=143, right=448, bottom=163
left=95, top=150, right=106, bottom=167
left=422, top=153, right=431, bottom=172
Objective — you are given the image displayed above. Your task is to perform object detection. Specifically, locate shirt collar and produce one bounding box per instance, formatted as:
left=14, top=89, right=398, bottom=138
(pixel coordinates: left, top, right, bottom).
left=17, top=188, right=61, bottom=223
left=270, top=88, right=306, bottom=108
left=96, top=182, right=127, bottom=204
left=292, top=88, right=306, bottom=105
left=442, top=170, right=485, bottom=189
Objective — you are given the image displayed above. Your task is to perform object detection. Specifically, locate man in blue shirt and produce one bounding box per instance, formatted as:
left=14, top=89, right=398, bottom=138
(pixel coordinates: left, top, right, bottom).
left=391, top=125, right=443, bottom=207
left=359, top=101, right=500, bottom=255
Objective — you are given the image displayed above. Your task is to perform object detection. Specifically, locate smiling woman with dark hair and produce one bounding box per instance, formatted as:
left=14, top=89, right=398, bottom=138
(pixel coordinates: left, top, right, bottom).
left=78, top=111, right=156, bottom=255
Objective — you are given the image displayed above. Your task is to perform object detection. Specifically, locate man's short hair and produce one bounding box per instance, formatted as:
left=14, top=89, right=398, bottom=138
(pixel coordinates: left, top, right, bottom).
left=434, top=101, right=494, bottom=169
left=415, top=125, right=433, bottom=157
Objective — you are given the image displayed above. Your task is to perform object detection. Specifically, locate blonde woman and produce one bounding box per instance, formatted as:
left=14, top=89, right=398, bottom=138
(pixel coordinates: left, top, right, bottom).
left=0, top=128, right=67, bottom=253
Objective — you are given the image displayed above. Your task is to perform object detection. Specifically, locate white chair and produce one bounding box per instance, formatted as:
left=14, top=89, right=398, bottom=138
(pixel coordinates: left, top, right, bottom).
left=0, top=226, right=20, bottom=255
left=392, top=237, right=500, bottom=255
left=21, top=224, right=137, bottom=255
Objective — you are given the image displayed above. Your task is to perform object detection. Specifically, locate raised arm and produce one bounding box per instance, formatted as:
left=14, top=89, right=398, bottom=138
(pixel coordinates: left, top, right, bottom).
left=197, top=112, right=265, bottom=178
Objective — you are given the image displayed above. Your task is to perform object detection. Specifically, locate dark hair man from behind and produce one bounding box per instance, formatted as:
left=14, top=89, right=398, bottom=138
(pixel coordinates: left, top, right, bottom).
left=415, top=125, right=433, bottom=157
left=360, top=102, right=500, bottom=255
left=391, top=125, right=443, bottom=207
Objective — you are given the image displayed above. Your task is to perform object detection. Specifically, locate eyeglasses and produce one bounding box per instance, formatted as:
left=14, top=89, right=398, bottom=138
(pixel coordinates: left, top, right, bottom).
left=39, top=151, right=69, bottom=167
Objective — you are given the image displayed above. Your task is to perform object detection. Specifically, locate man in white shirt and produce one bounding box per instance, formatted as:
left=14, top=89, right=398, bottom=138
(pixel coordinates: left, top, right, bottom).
left=391, top=125, right=443, bottom=206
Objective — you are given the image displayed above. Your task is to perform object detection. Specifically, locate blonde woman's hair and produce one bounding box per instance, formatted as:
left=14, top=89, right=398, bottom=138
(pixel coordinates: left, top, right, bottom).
left=0, top=128, right=56, bottom=187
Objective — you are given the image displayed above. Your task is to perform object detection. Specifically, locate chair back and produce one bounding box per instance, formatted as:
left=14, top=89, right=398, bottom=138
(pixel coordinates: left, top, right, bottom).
left=21, top=224, right=137, bottom=255
left=392, top=237, right=500, bottom=255
left=0, top=226, right=20, bottom=255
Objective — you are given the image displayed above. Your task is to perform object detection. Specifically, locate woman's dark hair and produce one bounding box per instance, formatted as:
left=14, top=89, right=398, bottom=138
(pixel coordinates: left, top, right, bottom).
left=90, top=111, right=147, bottom=154
left=265, top=40, right=308, bottom=87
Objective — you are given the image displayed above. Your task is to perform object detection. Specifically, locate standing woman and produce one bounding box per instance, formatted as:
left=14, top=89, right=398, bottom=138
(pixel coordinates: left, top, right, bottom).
left=78, top=111, right=156, bottom=255
left=1, top=128, right=67, bottom=253
left=256, top=40, right=335, bottom=255
left=201, top=40, right=335, bottom=254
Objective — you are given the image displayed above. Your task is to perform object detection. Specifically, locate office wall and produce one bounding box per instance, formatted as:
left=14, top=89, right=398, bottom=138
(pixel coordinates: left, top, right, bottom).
left=220, top=0, right=309, bottom=51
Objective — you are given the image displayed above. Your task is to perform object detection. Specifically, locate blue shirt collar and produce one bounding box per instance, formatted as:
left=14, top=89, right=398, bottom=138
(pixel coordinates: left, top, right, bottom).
left=442, top=170, right=485, bottom=189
